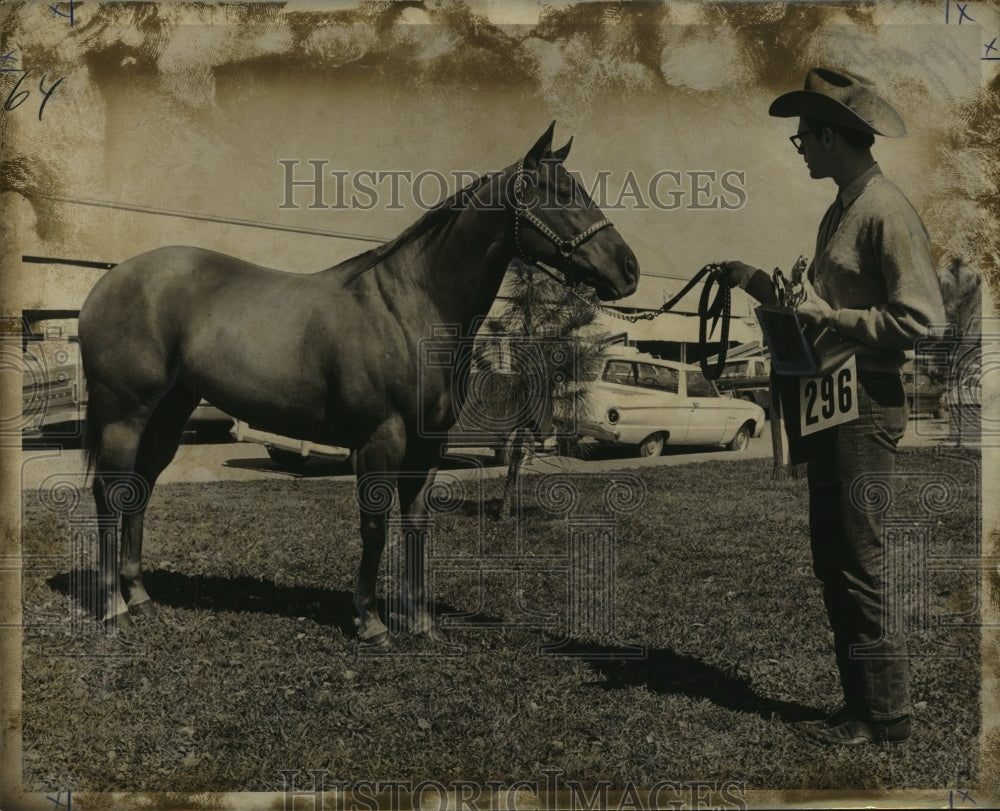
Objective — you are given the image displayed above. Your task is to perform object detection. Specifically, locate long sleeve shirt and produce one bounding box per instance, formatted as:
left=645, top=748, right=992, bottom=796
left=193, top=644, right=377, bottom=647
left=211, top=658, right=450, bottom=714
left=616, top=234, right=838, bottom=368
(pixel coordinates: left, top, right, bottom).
left=808, top=163, right=946, bottom=373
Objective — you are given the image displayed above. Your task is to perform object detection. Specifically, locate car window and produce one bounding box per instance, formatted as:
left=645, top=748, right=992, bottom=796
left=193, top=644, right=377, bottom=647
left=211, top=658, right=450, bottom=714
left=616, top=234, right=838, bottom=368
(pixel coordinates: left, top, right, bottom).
left=685, top=370, right=716, bottom=398
left=719, top=362, right=748, bottom=379
left=636, top=362, right=679, bottom=393
left=754, top=361, right=765, bottom=376
left=602, top=360, right=636, bottom=386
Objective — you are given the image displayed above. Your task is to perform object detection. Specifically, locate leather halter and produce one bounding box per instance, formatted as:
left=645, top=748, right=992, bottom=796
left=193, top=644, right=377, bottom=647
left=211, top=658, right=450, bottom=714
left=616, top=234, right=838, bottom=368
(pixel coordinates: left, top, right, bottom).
left=510, top=158, right=614, bottom=286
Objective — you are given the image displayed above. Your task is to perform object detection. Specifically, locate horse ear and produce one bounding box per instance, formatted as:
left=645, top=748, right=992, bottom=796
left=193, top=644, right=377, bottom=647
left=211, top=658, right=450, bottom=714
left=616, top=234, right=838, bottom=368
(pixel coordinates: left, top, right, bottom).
left=552, top=136, right=573, bottom=163
left=524, top=121, right=556, bottom=167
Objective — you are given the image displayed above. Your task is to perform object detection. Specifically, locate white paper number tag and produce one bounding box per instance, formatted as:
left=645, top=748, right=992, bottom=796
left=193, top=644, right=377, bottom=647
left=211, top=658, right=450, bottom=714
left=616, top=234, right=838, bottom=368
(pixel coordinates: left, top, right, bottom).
left=799, top=355, right=859, bottom=437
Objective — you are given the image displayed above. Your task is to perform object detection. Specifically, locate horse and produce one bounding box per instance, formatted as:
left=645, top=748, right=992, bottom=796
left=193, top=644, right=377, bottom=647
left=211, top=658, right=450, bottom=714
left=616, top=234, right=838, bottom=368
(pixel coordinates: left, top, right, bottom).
left=78, top=122, right=639, bottom=644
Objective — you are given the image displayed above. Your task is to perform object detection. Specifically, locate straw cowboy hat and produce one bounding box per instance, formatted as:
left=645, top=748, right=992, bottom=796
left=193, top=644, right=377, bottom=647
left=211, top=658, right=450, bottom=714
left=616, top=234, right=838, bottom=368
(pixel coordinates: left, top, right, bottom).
left=769, top=67, right=906, bottom=138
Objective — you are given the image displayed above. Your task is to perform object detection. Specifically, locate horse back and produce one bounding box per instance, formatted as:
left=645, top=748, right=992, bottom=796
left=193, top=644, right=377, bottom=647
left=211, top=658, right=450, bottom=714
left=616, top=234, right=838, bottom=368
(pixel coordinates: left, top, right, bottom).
left=79, top=245, right=458, bottom=447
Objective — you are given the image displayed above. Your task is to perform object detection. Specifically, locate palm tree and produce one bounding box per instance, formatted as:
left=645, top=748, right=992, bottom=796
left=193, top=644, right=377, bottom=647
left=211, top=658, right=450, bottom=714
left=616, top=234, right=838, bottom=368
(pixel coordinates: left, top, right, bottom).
left=486, top=259, right=603, bottom=518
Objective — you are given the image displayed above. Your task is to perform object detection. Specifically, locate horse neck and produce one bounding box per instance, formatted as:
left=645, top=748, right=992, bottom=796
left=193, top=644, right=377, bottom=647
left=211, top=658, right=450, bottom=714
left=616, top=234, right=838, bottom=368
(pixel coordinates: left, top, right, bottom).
left=381, top=170, right=515, bottom=332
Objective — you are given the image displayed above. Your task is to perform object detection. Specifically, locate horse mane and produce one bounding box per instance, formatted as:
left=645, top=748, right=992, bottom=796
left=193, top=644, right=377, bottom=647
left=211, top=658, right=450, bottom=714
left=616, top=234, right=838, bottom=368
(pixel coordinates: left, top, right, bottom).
left=334, top=170, right=501, bottom=280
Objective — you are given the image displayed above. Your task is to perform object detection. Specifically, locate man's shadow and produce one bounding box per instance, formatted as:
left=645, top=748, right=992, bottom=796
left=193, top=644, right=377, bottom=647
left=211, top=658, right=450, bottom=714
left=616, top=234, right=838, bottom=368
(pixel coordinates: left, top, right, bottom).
left=544, top=641, right=820, bottom=724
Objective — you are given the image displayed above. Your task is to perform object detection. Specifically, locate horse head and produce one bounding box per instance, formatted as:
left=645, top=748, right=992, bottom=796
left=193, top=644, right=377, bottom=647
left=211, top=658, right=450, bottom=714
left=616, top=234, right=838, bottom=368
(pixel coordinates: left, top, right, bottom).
left=511, top=122, right=639, bottom=301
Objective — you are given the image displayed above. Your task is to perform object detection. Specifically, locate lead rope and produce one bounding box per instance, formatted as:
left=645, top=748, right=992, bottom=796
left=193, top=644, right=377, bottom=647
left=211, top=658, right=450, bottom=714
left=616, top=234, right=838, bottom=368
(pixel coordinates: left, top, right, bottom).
left=531, top=262, right=731, bottom=380
left=509, top=162, right=730, bottom=379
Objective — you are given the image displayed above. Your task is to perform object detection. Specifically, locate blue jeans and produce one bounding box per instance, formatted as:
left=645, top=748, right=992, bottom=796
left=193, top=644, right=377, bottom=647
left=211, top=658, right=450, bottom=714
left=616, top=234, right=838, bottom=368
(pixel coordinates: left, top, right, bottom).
left=806, top=371, right=911, bottom=721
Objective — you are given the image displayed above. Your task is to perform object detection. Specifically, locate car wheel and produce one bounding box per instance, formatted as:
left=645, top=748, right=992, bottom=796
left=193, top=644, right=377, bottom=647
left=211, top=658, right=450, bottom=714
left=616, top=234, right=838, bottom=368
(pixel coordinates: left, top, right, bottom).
left=727, top=423, right=751, bottom=452
left=267, top=446, right=309, bottom=470
left=638, top=433, right=666, bottom=458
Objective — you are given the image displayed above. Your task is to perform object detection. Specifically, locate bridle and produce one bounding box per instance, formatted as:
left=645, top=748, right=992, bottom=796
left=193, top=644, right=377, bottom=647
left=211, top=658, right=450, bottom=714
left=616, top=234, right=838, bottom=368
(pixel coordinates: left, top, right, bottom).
left=504, top=160, right=731, bottom=381
left=510, top=158, right=614, bottom=287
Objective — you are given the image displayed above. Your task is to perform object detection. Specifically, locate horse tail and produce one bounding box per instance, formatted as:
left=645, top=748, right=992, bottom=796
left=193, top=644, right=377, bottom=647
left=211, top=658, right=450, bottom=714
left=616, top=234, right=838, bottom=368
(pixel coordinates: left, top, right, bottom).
left=83, top=396, right=102, bottom=477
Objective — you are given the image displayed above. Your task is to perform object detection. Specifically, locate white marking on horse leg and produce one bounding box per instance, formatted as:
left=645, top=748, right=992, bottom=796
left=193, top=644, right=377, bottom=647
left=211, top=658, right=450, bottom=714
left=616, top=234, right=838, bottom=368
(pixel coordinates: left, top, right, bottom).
left=354, top=579, right=389, bottom=643
left=121, top=519, right=154, bottom=613
left=102, top=590, right=133, bottom=629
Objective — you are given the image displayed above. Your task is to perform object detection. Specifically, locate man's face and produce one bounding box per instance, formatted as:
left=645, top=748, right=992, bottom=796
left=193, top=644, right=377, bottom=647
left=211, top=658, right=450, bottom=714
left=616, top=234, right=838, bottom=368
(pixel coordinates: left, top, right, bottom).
left=794, top=118, right=831, bottom=180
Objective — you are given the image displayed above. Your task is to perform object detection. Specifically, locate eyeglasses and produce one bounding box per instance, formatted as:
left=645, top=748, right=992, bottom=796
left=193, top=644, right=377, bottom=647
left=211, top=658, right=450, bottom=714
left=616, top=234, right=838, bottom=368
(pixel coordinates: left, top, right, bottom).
left=789, top=129, right=817, bottom=150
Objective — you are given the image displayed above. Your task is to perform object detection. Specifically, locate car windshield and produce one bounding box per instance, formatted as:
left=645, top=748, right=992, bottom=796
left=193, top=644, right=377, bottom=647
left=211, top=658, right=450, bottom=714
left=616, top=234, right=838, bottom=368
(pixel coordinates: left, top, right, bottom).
left=719, top=362, right=749, bottom=379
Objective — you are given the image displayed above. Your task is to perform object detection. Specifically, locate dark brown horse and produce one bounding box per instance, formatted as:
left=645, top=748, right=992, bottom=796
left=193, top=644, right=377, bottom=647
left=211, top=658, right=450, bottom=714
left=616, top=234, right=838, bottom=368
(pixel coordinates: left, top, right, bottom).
left=79, top=123, right=639, bottom=643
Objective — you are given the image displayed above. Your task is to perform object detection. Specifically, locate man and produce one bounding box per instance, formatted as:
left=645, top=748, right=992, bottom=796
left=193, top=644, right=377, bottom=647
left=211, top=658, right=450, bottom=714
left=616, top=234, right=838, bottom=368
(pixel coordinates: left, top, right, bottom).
left=723, top=67, right=946, bottom=745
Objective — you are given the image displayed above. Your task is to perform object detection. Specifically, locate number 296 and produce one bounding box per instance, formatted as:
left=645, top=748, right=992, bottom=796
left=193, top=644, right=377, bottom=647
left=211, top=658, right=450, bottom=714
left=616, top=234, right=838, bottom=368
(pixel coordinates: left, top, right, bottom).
left=804, top=367, right=854, bottom=426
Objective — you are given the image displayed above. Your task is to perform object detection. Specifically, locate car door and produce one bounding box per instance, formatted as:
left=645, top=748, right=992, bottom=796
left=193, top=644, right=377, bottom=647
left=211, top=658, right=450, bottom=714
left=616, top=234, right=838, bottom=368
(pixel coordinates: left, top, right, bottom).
left=683, top=370, right=729, bottom=445
left=634, top=361, right=686, bottom=440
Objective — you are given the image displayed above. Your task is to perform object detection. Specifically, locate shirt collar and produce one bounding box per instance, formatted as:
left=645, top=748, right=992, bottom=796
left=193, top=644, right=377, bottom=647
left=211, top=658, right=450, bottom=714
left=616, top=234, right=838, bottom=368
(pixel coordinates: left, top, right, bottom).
left=837, top=162, right=881, bottom=210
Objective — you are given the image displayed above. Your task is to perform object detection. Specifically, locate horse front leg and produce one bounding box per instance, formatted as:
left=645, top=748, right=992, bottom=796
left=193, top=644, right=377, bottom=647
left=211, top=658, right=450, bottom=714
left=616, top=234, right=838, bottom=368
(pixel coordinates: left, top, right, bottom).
left=352, top=423, right=406, bottom=644
left=354, top=496, right=391, bottom=645
left=397, top=451, right=440, bottom=638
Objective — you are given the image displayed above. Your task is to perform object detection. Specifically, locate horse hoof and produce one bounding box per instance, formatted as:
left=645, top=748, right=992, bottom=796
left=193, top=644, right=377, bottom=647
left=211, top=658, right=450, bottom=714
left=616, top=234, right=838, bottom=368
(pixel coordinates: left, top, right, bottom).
left=129, top=599, right=156, bottom=618
left=103, top=612, right=134, bottom=631
left=412, top=625, right=446, bottom=643
left=359, top=630, right=390, bottom=647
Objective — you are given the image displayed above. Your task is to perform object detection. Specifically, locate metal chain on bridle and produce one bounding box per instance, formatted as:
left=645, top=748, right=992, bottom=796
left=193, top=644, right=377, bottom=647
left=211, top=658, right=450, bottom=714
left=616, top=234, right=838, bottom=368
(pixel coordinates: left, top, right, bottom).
left=508, top=159, right=731, bottom=380
left=511, top=158, right=614, bottom=283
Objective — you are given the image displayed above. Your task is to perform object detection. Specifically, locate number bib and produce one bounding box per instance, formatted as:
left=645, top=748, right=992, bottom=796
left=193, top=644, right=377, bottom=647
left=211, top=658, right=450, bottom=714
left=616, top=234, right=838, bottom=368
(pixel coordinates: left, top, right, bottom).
left=799, top=356, right=859, bottom=437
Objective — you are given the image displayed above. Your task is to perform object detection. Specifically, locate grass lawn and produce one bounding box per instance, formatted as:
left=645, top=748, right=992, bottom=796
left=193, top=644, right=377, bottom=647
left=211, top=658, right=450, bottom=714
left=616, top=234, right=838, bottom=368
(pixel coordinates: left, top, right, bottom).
left=19, top=447, right=981, bottom=793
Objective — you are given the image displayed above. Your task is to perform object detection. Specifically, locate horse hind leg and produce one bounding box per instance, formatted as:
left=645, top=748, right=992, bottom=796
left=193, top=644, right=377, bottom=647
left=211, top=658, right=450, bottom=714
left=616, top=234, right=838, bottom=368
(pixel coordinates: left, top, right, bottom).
left=119, top=383, right=199, bottom=616
left=91, top=413, right=146, bottom=629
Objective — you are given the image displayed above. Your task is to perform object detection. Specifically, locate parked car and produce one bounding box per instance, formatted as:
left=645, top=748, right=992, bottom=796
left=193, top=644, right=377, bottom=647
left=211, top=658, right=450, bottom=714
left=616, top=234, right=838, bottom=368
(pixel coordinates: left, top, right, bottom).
left=578, top=347, right=765, bottom=457
left=901, top=364, right=948, bottom=418
left=20, top=314, right=233, bottom=443
left=233, top=367, right=555, bottom=469
left=20, top=317, right=85, bottom=436
left=230, top=420, right=351, bottom=469
left=714, top=356, right=772, bottom=413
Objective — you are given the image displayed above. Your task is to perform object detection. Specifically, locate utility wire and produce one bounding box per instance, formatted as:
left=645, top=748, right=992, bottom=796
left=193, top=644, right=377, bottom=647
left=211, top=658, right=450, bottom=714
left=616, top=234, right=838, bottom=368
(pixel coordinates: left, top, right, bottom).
left=26, top=193, right=389, bottom=244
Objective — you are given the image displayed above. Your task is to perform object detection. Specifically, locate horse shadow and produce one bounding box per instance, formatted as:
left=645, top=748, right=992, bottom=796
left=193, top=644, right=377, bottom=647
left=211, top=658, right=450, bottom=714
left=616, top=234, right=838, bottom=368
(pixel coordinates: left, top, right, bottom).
left=551, top=641, right=820, bottom=724
left=45, top=568, right=497, bottom=642
left=46, top=568, right=361, bottom=638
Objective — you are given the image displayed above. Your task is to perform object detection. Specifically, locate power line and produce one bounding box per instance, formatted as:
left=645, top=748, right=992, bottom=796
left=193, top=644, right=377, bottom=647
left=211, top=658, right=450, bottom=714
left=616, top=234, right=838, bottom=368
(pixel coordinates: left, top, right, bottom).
left=26, top=193, right=389, bottom=244
left=27, top=192, right=711, bottom=286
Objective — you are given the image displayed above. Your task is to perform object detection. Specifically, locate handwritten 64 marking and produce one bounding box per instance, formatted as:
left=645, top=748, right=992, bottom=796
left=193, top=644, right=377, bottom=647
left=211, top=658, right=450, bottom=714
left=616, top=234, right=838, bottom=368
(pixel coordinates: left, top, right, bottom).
left=2, top=67, right=65, bottom=120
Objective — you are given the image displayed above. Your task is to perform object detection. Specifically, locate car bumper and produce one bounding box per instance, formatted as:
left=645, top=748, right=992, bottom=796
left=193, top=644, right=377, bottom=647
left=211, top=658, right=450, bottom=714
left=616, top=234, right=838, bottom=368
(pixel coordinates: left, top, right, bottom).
left=578, top=420, right=620, bottom=443
left=230, top=421, right=351, bottom=461
left=192, top=400, right=234, bottom=424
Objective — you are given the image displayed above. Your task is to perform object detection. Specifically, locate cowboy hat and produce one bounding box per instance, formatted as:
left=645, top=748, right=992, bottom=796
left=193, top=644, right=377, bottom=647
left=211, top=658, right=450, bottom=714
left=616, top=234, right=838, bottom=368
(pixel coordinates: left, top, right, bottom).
left=769, top=67, right=906, bottom=138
